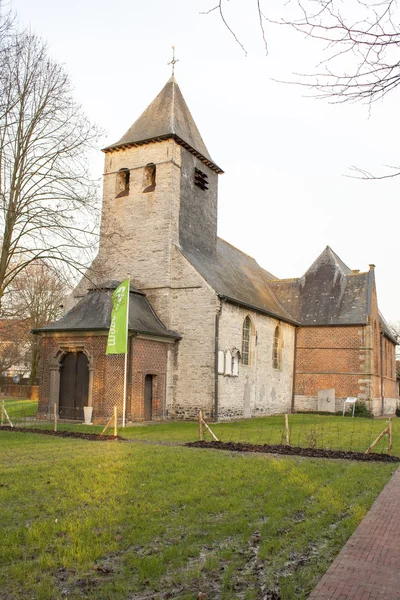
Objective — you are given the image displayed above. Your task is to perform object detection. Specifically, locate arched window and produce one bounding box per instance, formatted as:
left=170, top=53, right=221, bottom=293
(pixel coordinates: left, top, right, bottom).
left=116, top=168, right=130, bottom=198
left=242, top=316, right=252, bottom=365
left=272, top=326, right=282, bottom=370
left=143, top=163, right=156, bottom=192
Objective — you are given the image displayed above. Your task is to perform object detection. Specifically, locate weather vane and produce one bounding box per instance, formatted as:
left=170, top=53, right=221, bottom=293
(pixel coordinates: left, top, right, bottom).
left=168, top=46, right=179, bottom=76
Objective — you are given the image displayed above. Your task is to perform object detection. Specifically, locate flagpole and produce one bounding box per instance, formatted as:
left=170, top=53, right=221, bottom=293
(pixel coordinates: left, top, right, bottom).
left=122, top=274, right=130, bottom=428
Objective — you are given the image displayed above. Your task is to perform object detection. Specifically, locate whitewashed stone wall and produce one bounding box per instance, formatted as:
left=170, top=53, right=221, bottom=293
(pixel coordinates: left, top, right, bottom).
left=146, top=247, right=219, bottom=420
left=295, top=395, right=397, bottom=415
left=217, top=303, right=295, bottom=419
left=72, top=139, right=182, bottom=302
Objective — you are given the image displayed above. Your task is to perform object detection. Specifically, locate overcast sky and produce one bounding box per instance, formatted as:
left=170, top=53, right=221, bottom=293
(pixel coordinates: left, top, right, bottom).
left=9, top=0, right=400, bottom=322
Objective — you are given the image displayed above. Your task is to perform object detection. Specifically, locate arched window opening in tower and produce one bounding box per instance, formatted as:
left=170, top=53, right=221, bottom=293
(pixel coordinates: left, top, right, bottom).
left=143, top=163, right=156, bottom=193
left=116, top=168, right=130, bottom=198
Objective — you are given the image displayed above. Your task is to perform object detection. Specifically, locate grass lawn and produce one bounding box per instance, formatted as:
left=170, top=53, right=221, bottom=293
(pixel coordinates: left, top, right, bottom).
left=5, top=398, right=400, bottom=454
left=120, top=414, right=400, bottom=455
left=0, top=430, right=397, bottom=600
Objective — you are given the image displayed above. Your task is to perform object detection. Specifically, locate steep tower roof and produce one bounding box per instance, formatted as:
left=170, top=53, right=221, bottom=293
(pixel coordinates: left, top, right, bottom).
left=103, top=76, right=223, bottom=173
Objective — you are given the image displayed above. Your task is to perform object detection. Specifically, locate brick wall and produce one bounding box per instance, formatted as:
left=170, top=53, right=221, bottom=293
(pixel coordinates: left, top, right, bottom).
left=37, top=333, right=171, bottom=423
left=130, top=337, right=168, bottom=421
left=295, top=319, right=397, bottom=415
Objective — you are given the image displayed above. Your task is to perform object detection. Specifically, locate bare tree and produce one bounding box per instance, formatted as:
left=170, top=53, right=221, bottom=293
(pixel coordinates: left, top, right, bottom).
left=204, top=0, right=400, bottom=176
left=0, top=18, right=101, bottom=314
left=6, top=261, right=67, bottom=383
left=0, top=318, right=29, bottom=376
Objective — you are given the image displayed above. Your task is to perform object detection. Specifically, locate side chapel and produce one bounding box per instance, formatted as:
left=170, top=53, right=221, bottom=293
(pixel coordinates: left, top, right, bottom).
left=35, top=77, right=397, bottom=422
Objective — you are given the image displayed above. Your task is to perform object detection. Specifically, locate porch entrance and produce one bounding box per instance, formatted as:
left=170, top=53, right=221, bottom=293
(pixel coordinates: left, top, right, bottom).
left=59, top=351, right=89, bottom=420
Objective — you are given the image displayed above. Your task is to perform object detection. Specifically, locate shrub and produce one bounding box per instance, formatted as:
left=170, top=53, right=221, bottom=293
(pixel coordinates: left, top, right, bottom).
left=353, top=400, right=373, bottom=419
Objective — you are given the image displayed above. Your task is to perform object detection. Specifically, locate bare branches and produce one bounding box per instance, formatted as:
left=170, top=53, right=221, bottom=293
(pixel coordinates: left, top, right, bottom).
left=272, top=0, right=400, bottom=103
left=201, top=1, right=268, bottom=55
left=0, top=20, right=101, bottom=312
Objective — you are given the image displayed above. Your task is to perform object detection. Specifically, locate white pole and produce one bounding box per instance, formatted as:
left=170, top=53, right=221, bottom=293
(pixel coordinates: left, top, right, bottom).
left=122, top=275, right=130, bottom=428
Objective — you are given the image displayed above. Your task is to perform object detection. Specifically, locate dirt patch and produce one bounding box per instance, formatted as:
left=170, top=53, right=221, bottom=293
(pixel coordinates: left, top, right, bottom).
left=0, top=426, right=124, bottom=441
left=186, top=440, right=400, bottom=462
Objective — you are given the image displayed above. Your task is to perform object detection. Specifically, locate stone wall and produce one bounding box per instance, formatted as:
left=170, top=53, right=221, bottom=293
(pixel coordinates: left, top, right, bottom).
left=217, top=302, right=295, bottom=419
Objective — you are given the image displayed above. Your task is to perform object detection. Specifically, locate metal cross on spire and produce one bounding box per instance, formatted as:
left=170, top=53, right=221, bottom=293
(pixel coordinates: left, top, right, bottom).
left=168, top=46, right=179, bottom=76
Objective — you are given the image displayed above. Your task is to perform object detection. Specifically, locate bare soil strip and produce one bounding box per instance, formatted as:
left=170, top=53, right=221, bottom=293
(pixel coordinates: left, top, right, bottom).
left=0, top=425, right=123, bottom=441
left=186, top=440, right=400, bottom=462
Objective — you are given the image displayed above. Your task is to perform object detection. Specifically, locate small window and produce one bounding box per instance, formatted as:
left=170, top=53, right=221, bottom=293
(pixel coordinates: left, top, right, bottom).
left=273, top=326, right=282, bottom=370
left=194, top=167, right=208, bottom=190
left=116, top=168, right=130, bottom=198
left=242, top=316, right=252, bottom=365
left=143, top=163, right=156, bottom=193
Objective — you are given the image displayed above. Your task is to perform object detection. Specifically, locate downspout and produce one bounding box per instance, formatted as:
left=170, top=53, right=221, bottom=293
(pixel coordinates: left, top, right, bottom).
left=214, top=299, right=223, bottom=421
left=291, top=327, right=298, bottom=413
left=380, top=331, right=385, bottom=416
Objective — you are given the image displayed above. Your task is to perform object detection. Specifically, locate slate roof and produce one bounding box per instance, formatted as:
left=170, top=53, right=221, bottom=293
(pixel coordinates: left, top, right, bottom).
left=34, top=281, right=180, bottom=339
left=269, top=246, right=382, bottom=329
left=103, top=76, right=223, bottom=174
left=181, top=239, right=298, bottom=325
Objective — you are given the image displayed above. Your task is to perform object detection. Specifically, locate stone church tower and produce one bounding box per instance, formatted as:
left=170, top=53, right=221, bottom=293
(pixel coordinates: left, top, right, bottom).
left=73, top=77, right=226, bottom=418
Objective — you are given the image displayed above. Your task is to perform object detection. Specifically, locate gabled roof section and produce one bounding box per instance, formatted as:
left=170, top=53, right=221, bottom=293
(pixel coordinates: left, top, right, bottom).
left=33, top=282, right=181, bottom=340
left=103, top=76, right=223, bottom=174
left=269, top=246, right=371, bottom=326
left=181, top=238, right=298, bottom=325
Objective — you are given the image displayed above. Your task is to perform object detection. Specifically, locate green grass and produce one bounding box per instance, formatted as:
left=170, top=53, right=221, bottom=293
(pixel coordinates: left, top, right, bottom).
left=5, top=398, right=399, bottom=454
left=0, top=430, right=397, bottom=599
left=1, top=397, right=38, bottom=420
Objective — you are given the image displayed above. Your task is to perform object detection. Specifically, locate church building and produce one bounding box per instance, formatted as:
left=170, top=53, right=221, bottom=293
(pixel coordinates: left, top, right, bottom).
left=35, top=77, right=397, bottom=422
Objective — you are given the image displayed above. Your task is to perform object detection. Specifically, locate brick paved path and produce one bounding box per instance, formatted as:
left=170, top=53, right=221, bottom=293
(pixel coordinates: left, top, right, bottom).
left=308, top=466, right=400, bottom=599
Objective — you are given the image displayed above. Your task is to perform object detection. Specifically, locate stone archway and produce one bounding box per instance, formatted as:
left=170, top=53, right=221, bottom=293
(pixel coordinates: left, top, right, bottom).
left=49, top=344, right=94, bottom=419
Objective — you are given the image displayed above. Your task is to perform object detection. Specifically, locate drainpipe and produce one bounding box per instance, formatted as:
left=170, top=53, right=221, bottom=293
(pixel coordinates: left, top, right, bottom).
left=214, top=300, right=223, bottom=421
left=291, top=327, right=298, bottom=413
left=380, top=331, right=385, bottom=416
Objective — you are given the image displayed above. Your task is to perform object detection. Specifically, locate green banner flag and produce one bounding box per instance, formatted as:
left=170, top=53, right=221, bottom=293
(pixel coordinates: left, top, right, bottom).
left=106, top=279, right=130, bottom=355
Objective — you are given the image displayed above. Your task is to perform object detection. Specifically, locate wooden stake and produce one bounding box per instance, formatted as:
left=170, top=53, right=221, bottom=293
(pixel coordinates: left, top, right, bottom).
left=114, top=406, right=118, bottom=437
left=285, top=413, right=290, bottom=446
left=1, top=398, right=4, bottom=426
left=201, top=416, right=219, bottom=442
left=53, top=403, right=57, bottom=432
left=2, top=400, right=13, bottom=427
left=101, top=413, right=114, bottom=435
left=199, top=410, right=204, bottom=441
left=388, top=417, right=393, bottom=456
left=365, top=425, right=389, bottom=454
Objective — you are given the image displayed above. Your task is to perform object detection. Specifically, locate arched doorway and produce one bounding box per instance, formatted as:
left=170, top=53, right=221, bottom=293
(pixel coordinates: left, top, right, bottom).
left=59, top=352, right=89, bottom=420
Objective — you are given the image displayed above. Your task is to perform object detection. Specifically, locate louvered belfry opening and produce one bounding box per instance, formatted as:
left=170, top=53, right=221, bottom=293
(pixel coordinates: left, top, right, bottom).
left=194, top=167, right=208, bottom=190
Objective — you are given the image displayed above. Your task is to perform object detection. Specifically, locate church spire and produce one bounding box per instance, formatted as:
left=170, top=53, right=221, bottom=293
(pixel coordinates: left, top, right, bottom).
left=103, top=77, right=223, bottom=174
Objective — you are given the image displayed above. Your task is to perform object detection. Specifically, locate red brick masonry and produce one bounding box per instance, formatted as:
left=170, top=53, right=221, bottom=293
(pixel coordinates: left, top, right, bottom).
left=308, top=467, right=400, bottom=599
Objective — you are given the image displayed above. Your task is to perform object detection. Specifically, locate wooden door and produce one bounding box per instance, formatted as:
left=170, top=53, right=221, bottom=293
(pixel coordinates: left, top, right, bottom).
left=59, top=352, right=89, bottom=420
left=144, top=375, right=153, bottom=421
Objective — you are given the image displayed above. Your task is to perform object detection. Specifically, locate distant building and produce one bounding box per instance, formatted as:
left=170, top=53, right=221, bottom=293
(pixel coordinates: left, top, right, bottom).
left=34, top=77, right=397, bottom=422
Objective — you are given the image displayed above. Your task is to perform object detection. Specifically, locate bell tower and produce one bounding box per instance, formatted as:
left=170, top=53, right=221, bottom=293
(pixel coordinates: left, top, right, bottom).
left=90, top=76, right=223, bottom=293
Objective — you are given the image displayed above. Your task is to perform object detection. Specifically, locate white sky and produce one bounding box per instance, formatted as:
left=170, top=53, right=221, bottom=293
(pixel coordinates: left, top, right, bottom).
left=9, top=0, right=400, bottom=322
